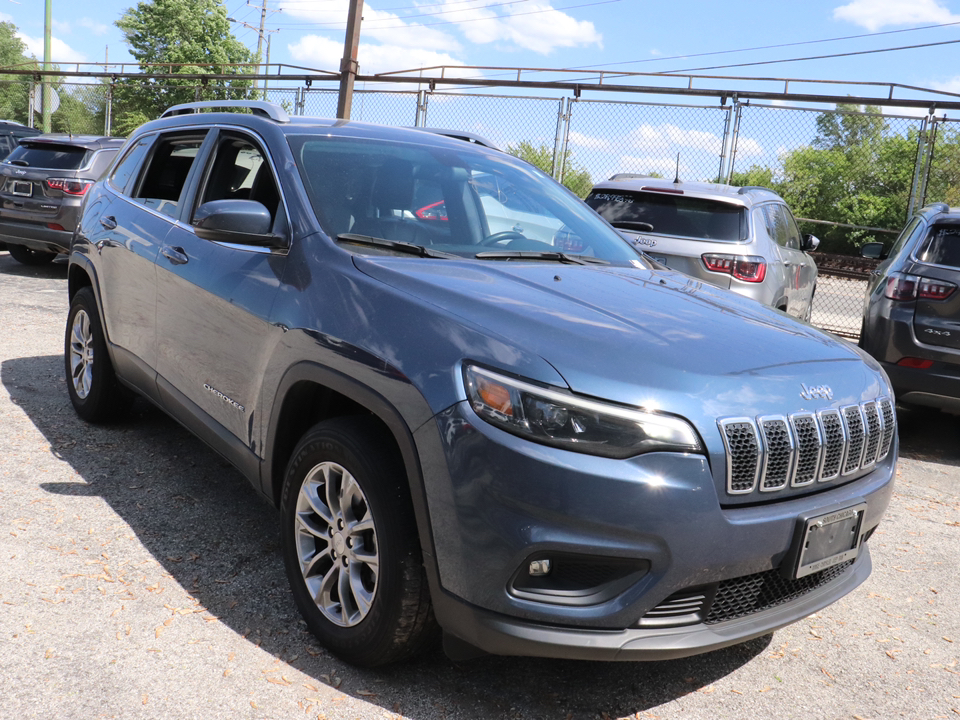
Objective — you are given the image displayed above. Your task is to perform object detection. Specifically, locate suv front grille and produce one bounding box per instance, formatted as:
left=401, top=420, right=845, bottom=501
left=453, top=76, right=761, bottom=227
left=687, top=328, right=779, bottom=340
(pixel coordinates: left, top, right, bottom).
left=719, top=398, right=894, bottom=496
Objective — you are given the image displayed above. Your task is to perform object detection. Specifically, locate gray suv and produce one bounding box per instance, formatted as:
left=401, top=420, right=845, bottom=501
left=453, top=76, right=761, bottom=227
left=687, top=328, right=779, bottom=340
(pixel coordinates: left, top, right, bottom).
left=859, top=202, right=960, bottom=412
left=0, top=134, right=124, bottom=264
left=585, top=177, right=819, bottom=320
left=65, top=101, right=896, bottom=667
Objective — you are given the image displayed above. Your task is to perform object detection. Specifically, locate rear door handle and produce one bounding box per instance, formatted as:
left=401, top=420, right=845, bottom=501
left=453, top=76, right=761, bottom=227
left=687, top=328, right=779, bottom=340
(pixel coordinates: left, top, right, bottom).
left=160, top=245, right=189, bottom=265
left=99, top=215, right=117, bottom=230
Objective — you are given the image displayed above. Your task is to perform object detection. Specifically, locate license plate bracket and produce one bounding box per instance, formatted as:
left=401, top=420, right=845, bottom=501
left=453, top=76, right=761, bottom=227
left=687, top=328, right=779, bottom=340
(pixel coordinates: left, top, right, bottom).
left=792, top=502, right=866, bottom=579
left=11, top=181, right=32, bottom=197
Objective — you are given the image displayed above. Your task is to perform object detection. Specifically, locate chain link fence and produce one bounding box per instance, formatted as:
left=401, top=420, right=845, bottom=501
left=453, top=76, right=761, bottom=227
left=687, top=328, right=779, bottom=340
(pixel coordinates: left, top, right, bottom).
left=7, top=74, right=958, bottom=338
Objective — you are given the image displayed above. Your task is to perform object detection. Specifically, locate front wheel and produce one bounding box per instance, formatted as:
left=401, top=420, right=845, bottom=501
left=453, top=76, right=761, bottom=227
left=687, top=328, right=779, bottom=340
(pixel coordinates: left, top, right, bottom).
left=64, top=287, right=132, bottom=422
left=280, top=417, right=436, bottom=667
left=8, top=243, right=57, bottom=265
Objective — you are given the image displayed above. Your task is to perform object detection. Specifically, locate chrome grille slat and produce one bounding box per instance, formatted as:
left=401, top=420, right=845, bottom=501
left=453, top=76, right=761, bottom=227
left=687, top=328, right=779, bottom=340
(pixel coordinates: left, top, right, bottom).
left=842, top=405, right=866, bottom=475
left=818, top=409, right=846, bottom=481
left=790, top=413, right=823, bottom=487
left=720, top=398, right=894, bottom=497
left=719, top=419, right=761, bottom=494
left=759, top=416, right=795, bottom=492
left=861, top=402, right=881, bottom=468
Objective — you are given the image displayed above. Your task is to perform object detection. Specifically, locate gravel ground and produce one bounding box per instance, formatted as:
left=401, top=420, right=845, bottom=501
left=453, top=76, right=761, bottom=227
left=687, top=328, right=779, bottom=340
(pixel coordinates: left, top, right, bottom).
left=1, top=249, right=958, bottom=720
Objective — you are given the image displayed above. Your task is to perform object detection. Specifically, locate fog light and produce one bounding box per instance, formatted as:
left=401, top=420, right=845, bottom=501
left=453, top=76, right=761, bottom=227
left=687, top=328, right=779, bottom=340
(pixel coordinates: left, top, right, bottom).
left=528, top=559, right=551, bottom=576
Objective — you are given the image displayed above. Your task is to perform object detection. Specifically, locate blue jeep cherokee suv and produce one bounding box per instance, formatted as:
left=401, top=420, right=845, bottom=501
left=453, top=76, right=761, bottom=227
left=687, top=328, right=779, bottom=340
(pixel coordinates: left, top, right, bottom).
left=65, top=101, right=897, bottom=667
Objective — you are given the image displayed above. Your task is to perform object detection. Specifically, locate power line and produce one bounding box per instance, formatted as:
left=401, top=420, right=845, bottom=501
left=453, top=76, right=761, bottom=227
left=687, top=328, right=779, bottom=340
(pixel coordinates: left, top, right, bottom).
left=659, top=37, right=960, bottom=75
left=565, top=19, right=960, bottom=72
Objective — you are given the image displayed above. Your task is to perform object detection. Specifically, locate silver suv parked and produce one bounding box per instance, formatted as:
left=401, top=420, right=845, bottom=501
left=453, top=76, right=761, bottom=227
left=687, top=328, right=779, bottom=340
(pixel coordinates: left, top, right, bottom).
left=585, top=177, right=819, bottom=320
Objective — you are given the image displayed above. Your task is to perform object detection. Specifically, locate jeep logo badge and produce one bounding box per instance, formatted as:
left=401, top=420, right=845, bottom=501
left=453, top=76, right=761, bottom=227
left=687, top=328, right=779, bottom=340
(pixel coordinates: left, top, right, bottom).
left=800, top=383, right=833, bottom=401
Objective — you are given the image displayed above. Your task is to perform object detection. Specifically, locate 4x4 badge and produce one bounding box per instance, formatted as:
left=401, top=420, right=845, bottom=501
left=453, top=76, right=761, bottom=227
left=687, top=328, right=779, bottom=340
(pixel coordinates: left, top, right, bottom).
left=800, top=383, right=833, bottom=401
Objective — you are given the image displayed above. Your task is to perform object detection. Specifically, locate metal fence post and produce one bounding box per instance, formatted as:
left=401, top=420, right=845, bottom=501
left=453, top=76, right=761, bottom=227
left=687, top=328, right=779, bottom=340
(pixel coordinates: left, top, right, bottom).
left=415, top=89, right=429, bottom=127
left=556, top=97, right=573, bottom=183
left=725, top=100, right=744, bottom=184
left=906, top=115, right=930, bottom=218
left=918, top=116, right=941, bottom=208
left=27, top=80, right=35, bottom=129
left=550, top=98, right=566, bottom=179
left=717, top=101, right=734, bottom=182
left=105, top=81, right=114, bottom=136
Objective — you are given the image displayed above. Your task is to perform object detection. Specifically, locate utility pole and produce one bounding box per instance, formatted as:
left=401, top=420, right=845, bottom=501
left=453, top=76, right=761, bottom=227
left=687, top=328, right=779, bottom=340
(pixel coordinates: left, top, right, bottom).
left=254, top=0, right=267, bottom=92
left=336, top=0, right=364, bottom=120
left=43, top=0, right=52, bottom=132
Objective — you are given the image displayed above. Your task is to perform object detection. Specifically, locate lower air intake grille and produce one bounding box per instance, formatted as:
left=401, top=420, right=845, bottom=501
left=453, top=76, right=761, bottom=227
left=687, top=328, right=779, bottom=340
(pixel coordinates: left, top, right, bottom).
left=705, top=561, right=853, bottom=624
left=638, top=560, right=856, bottom=628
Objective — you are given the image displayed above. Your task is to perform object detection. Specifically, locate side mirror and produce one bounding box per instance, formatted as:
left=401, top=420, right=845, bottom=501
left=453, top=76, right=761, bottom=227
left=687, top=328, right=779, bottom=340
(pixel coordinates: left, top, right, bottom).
left=860, top=241, right=886, bottom=260
left=801, top=233, right=820, bottom=252
left=193, top=199, right=283, bottom=247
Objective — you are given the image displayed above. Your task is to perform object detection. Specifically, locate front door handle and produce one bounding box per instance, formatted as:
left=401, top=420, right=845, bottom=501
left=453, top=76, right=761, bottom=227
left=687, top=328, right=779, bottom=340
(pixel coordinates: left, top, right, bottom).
left=160, top=245, right=189, bottom=265
left=99, top=215, right=117, bottom=230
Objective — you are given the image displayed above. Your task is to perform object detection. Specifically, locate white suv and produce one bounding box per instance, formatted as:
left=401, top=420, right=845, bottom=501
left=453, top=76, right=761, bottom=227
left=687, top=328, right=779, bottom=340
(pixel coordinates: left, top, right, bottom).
left=585, top=176, right=819, bottom=320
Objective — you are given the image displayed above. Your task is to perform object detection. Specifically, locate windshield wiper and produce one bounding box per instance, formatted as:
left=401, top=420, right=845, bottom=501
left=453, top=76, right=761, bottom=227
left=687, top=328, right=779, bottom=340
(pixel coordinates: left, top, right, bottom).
left=337, top=233, right=455, bottom=259
left=474, top=251, right=608, bottom=265
left=610, top=220, right=655, bottom=232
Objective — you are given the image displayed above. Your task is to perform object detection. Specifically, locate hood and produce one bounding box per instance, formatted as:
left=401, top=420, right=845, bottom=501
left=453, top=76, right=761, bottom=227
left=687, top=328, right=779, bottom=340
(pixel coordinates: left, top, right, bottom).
left=354, top=257, right=889, bottom=420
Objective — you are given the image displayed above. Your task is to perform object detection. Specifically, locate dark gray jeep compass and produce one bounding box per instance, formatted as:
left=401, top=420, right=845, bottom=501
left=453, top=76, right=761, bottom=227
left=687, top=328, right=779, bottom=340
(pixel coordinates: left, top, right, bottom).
left=65, top=101, right=897, bottom=667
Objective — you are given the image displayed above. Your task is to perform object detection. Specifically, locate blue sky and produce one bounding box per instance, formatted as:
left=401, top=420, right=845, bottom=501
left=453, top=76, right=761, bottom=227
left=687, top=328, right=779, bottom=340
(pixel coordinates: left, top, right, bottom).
left=3, top=0, right=960, bottom=103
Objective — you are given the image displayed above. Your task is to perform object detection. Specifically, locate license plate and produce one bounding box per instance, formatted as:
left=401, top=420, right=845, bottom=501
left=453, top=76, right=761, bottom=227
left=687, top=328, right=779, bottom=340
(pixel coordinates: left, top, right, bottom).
left=11, top=181, right=32, bottom=197
left=793, top=503, right=866, bottom=579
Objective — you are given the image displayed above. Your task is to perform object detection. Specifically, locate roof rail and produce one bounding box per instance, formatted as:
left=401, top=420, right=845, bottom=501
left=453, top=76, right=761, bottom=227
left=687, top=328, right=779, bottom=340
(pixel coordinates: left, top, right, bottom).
left=416, top=127, right=500, bottom=150
left=926, top=201, right=950, bottom=213
left=160, top=100, right=290, bottom=123
left=608, top=173, right=653, bottom=181
left=736, top=185, right=774, bottom=195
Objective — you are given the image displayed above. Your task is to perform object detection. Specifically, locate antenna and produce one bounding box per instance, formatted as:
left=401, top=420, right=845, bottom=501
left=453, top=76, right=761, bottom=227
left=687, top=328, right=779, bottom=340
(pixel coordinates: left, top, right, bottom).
left=672, top=153, right=681, bottom=184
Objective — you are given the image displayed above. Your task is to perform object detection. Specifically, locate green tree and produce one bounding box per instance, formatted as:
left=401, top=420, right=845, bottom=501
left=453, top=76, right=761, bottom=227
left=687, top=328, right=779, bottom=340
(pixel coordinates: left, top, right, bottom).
left=506, top=140, right=593, bottom=198
left=113, top=0, right=254, bottom=130
left=0, top=21, right=34, bottom=124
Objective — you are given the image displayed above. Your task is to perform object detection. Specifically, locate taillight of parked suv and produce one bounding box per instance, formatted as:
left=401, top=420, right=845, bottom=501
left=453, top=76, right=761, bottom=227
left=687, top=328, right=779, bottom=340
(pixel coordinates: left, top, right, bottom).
left=701, top=253, right=767, bottom=282
left=883, top=273, right=957, bottom=301
left=45, top=178, right=94, bottom=196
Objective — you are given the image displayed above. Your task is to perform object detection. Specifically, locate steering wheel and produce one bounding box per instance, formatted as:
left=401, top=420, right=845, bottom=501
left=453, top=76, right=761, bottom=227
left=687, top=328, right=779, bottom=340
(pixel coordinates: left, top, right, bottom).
left=479, top=230, right=527, bottom=247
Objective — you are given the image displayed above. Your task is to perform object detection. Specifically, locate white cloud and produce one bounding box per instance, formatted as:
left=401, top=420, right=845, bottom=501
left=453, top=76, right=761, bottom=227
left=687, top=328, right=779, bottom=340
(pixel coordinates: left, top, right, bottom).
left=0, top=12, right=12, bottom=23
left=568, top=131, right=610, bottom=149
left=288, top=35, right=463, bottom=75
left=833, top=0, right=960, bottom=31
left=79, top=18, right=111, bottom=37
left=17, top=33, right=88, bottom=64
left=452, top=0, right=602, bottom=55
left=280, top=0, right=460, bottom=54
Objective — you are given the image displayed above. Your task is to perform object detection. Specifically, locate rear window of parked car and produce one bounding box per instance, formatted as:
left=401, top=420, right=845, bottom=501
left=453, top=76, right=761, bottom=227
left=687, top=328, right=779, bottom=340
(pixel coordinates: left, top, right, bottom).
left=918, top=225, right=960, bottom=268
left=585, top=190, right=746, bottom=242
left=4, top=142, right=89, bottom=170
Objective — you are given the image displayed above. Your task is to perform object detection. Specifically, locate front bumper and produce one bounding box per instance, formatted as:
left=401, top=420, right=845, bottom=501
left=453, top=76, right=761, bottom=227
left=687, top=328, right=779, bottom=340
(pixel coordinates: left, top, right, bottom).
left=417, top=401, right=896, bottom=660
left=434, top=548, right=872, bottom=660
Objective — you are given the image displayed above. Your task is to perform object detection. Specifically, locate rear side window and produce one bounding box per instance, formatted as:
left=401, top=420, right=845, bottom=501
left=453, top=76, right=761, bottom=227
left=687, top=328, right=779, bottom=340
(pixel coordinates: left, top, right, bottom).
left=131, top=133, right=206, bottom=219
left=4, top=142, right=89, bottom=170
left=917, top=226, right=960, bottom=268
left=585, top=190, right=746, bottom=241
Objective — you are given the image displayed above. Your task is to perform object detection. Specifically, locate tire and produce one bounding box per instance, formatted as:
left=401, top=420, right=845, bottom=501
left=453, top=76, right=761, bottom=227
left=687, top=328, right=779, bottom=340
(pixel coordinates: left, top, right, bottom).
left=8, top=243, right=57, bottom=266
left=280, top=417, right=437, bottom=667
left=64, top=287, right=132, bottom=422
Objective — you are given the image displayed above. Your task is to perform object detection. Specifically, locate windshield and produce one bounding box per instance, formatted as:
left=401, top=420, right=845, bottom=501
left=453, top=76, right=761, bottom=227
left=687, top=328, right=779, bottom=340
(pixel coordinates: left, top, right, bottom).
left=585, top=190, right=746, bottom=242
left=287, top=134, right=647, bottom=265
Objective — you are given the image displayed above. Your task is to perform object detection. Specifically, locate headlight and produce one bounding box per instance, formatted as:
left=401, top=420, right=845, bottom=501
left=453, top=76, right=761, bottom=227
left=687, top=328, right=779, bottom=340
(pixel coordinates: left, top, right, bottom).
left=463, top=365, right=702, bottom=458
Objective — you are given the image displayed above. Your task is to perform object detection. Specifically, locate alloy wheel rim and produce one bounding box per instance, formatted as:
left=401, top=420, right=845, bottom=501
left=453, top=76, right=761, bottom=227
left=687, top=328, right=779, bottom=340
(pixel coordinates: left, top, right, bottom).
left=68, top=309, right=94, bottom=400
left=295, top=461, right=379, bottom=627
